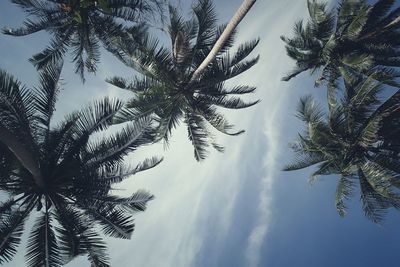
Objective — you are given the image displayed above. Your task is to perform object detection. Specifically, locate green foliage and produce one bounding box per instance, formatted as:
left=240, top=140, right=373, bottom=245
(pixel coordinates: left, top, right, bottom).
left=3, top=0, right=166, bottom=82
left=0, top=208, right=29, bottom=264
left=284, top=77, right=400, bottom=223
left=282, top=0, right=400, bottom=89
left=0, top=67, right=161, bottom=265
left=26, top=208, right=63, bottom=267
left=108, top=0, right=259, bottom=160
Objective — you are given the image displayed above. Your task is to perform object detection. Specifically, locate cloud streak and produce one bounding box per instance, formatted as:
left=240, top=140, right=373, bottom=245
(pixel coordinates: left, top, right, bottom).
left=241, top=1, right=310, bottom=266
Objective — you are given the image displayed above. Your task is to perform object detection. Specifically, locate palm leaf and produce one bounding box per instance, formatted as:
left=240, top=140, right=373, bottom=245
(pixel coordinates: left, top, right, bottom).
left=0, top=208, right=30, bottom=264
left=296, top=95, right=324, bottom=124
left=106, top=76, right=152, bottom=92
left=358, top=169, right=390, bottom=224
left=53, top=204, right=88, bottom=263
left=100, top=190, right=155, bottom=213
left=101, top=157, right=163, bottom=184
left=29, top=27, right=73, bottom=70
left=85, top=118, right=155, bottom=168
left=361, top=162, right=400, bottom=202
left=335, top=174, right=355, bottom=217
left=87, top=206, right=135, bottom=240
left=200, top=95, right=259, bottom=109
left=26, top=210, right=62, bottom=267
left=34, top=61, right=63, bottom=136
left=283, top=154, right=325, bottom=171
left=192, top=0, right=217, bottom=51
left=230, top=39, right=260, bottom=66
left=202, top=109, right=244, bottom=136
left=80, top=230, right=110, bottom=267
left=365, top=0, right=395, bottom=29
left=185, top=113, right=209, bottom=161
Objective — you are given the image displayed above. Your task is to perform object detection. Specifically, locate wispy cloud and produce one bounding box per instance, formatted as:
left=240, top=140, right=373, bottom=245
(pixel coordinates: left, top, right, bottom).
left=242, top=1, right=310, bottom=266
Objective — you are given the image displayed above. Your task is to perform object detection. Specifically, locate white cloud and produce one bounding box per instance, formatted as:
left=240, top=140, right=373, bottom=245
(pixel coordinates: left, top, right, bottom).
left=241, top=1, right=310, bottom=266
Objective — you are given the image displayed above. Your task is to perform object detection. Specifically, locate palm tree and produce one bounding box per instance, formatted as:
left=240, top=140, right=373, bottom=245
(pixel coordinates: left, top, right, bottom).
left=107, top=0, right=259, bottom=161
left=283, top=76, right=400, bottom=223
left=0, top=64, right=162, bottom=266
left=2, top=0, right=165, bottom=81
left=281, top=0, right=400, bottom=102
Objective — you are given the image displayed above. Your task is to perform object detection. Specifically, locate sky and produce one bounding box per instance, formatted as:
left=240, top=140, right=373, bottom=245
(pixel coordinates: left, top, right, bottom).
left=1, top=0, right=400, bottom=267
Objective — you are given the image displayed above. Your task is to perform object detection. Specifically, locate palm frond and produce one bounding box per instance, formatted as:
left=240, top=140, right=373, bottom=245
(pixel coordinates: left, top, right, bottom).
left=2, top=12, right=64, bottom=36
left=310, top=161, right=340, bottom=179
left=230, top=39, right=260, bottom=66
left=296, top=95, right=324, bottom=124
left=106, top=76, right=152, bottom=92
left=199, top=95, right=259, bottom=109
left=80, top=230, right=110, bottom=267
left=359, top=169, right=390, bottom=224
left=201, top=109, right=244, bottom=136
left=281, top=64, right=313, bottom=81
left=63, top=97, right=124, bottom=157
left=283, top=153, right=325, bottom=171
left=100, top=190, right=154, bottom=213
left=85, top=118, right=155, bottom=168
left=185, top=113, right=209, bottom=161
left=0, top=70, right=35, bottom=133
left=218, top=85, right=257, bottom=95
left=26, top=210, right=62, bottom=267
left=101, top=157, right=163, bottom=184
left=344, top=4, right=369, bottom=38
left=156, top=104, right=182, bottom=142
left=0, top=196, right=26, bottom=217
left=337, top=0, right=365, bottom=30
left=361, top=162, right=400, bottom=202
left=365, top=0, right=395, bottom=30
left=34, top=61, right=63, bottom=136
left=29, top=27, right=73, bottom=70
left=192, top=0, right=217, bottom=51
left=86, top=206, right=135, bottom=239
left=335, top=174, right=355, bottom=217
left=0, top=208, right=30, bottom=264
left=53, top=205, right=88, bottom=263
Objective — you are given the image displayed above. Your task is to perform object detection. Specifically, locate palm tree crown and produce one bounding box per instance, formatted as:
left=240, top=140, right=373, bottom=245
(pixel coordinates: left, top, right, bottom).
left=281, top=0, right=400, bottom=92
left=284, top=76, right=400, bottom=223
left=2, top=0, right=164, bottom=81
left=0, top=64, right=162, bottom=266
left=108, top=0, right=260, bottom=161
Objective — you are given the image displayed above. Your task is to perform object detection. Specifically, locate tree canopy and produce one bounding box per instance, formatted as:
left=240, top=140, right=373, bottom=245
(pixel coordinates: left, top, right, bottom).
left=3, top=0, right=165, bottom=81
left=107, top=0, right=260, bottom=160
left=284, top=75, right=400, bottom=223
left=0, top=64, right=162, bottom=266
left=282, top=0, right=400, bottom=105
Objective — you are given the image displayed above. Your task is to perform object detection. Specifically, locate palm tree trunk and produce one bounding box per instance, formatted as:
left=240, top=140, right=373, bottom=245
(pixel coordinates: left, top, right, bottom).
left=0, top=125, right=44, bottom=187
left=45, top=199, right=50, bottom=267
left=189, top=0, right=257, bottom=83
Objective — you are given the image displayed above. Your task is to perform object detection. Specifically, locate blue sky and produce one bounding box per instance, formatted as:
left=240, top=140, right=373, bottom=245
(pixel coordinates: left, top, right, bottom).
left=1, top=0, right=400, bottom=267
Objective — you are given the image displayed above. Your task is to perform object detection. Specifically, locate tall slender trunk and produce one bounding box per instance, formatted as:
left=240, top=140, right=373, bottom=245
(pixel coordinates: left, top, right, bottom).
left=44, top=198, right=52, bottom=267
left=0, top=125, right=44, bottom=187
left=189, top=0, right=257, bottom=84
